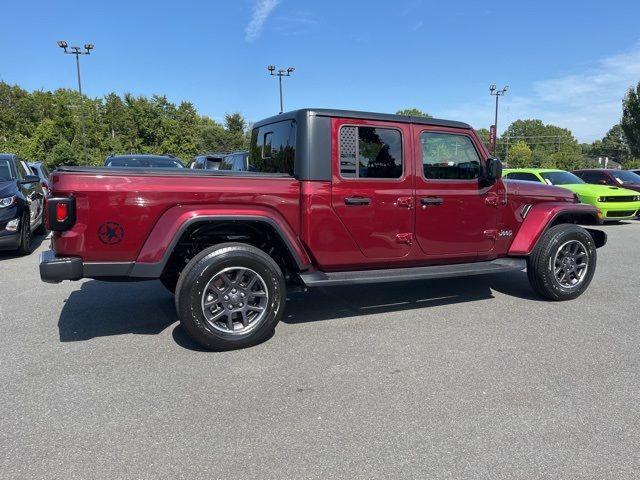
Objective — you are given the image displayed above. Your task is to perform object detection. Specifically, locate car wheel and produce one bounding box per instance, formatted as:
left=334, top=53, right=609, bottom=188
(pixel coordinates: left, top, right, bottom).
left=16, top=213, right=32, bottom=256
left=527, top=224, right=596, bottom=301
left=175, top=243, right=286, bottom=350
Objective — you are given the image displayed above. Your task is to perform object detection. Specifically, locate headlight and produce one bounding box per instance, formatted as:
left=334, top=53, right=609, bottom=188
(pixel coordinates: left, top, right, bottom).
left=635, top=196, right=640, bottom=201
left=597, top=196, right=604, bottom=202
left=0, top=196, right=16, bottom=208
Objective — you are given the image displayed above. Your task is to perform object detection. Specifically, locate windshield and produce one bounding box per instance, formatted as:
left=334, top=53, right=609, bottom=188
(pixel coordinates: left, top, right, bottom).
left=539, top=171, right=585, bottom=185
left=611, top=170, right=640, bottom=185
left=0, top=159, right=14, bottom=181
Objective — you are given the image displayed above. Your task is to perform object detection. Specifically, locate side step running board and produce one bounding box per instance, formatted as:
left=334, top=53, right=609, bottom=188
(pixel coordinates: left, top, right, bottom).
left=299, top=258, right=526, bottom=287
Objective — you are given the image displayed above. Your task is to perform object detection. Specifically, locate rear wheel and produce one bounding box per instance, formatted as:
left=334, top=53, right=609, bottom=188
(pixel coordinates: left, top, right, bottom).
left=527, top=224, right=596, bottom=301
left=175, top=243, right=286, bottom=350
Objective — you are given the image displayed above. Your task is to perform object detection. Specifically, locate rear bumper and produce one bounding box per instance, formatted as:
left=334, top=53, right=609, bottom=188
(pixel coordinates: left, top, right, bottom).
left=39, top=250, right=83, bottom=283
left=39, top=249, right=139, bottom=283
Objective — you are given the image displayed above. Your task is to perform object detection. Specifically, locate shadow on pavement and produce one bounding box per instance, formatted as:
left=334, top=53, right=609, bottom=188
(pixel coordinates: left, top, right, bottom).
left=282, top=270, right=539, bottom=325
left=57, top=270, right=540, bottom=347
left=58, top=280, right=177, bottom=342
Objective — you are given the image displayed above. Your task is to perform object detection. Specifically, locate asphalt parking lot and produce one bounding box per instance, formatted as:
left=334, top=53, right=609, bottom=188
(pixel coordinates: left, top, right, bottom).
left=1, top=222, right=639, bottom=479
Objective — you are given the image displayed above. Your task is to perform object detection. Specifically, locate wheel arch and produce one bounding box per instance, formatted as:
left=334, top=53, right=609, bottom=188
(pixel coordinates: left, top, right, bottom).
left=131, top=214, right=312, bottom=280
left=508, top=203, right=605, bottom=256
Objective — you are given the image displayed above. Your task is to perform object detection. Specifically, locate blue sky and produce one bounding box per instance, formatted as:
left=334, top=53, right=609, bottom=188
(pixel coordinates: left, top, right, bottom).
left=1, top=0, right=639, bottom=142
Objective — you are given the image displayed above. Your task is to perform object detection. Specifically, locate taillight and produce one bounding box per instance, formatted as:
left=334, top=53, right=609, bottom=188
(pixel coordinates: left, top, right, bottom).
left=47, top=197, right=76, bottom=231
left=56, top=202, right=68, bottom=222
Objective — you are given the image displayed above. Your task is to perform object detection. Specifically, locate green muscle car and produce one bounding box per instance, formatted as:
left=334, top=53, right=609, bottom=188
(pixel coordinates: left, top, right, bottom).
left=503, top=168, right=640, bottom=221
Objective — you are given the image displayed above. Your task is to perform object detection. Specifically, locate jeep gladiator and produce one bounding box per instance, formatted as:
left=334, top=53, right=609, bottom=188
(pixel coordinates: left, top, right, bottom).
left=39, top=109, right=606, bottom=350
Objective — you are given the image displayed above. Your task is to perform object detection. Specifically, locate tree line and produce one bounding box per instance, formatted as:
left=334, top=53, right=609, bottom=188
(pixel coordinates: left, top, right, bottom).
left=0, top=81, right=250, bottom=167
left=2, top=80, right=640, bottom=170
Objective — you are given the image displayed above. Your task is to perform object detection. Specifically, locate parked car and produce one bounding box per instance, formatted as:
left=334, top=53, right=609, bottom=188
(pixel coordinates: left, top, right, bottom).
left=40, top=109, right=606, bottom=351
left=503, top=168, right=640, bottom=221
left=572, top=168, right=640, bottom=193
left=189, top=153, right=228, bottom=170
left=104, top=154, right=184, bottom=168
left=219, top=151, right=252, bottom=171
left=29, top=162, right=52, bottom=196
left=0, top=153, right=46, bottom=254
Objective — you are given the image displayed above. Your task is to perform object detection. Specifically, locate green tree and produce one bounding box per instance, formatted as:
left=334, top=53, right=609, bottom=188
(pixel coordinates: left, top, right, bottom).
left=48, top=139, right=80, bottom=168
left=475, top=128, right=491, bottom=152
left=396, top=108, right=432, bottom=118
left=506, top=141, right=532, bottom=168
left=0, top=82, right=262, bottom=165
left=590, top=124, right=631, bottom=164
left=621, top=81, right=640, bottom=157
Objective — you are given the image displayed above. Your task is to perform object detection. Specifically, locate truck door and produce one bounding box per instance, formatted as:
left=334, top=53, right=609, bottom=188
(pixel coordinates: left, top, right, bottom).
left=413, top=127, right=499, bottom=259
left=331, top=119, right=414, bottom=259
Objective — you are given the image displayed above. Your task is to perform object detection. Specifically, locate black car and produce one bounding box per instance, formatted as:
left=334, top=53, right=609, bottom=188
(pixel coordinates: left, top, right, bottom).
left=189, top=153, right=228, bottom=170
left=29, top=162, right=52, bottom=196
left=219, top=151, right=252, bottom=171
left=104, top=154, right=184, bottom=168
left=0, top=153, right=46, bottom=255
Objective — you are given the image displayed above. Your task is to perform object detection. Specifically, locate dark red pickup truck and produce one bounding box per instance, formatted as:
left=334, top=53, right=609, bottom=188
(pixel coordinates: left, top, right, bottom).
left=40, top=109, right=606, bottom=350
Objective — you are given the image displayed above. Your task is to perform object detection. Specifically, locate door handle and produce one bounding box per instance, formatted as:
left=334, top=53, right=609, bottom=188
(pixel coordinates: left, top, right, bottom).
left=344, top=197, right=371, bottom=206
left=421, top=197, right=443, bottom=207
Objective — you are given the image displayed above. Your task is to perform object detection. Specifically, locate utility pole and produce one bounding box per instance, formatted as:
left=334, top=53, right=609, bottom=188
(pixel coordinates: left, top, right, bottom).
left=489, top=84, right=508, bottom=155
left=58, top=41, right=93, bottom=163
left=267, top=65, right=295, bottom=114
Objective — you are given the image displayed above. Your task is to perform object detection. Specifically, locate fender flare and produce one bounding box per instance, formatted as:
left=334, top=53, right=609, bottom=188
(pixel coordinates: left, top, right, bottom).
left=130, top=206, right=312, bottom=277
left=508, top=203, right=602, bottom=256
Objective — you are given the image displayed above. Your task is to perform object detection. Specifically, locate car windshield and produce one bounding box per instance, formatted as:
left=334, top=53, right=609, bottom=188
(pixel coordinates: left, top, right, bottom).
left=539, top=171, right=585, bottom=185
left=610, top=170, right=640, bottom=185
left=106, top=157, right=184, bottom=168
left=0, top=159, right=14, bottom=181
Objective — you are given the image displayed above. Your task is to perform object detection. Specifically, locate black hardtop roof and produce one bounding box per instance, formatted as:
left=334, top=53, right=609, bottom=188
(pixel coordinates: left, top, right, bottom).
left=253, top=108, right=471, bottom=129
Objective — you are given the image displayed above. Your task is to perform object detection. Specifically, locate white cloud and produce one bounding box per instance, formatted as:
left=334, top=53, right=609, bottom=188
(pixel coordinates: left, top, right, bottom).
left=440, top=44, right=640, bottom=142
left=245, top=0, right=281, bottom=42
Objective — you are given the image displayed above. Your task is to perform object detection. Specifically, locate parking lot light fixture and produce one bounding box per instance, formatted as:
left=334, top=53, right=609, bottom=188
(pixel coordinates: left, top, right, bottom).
left=58, top=40, right=93, bottom=163
left=267, top=65, right=295, bottom=114
left=489, top=84, right=508, bottom=154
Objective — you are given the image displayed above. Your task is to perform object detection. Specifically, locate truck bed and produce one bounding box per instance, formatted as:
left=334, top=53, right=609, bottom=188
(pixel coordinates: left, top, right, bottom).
left=50, top=167, right=301, bottom=262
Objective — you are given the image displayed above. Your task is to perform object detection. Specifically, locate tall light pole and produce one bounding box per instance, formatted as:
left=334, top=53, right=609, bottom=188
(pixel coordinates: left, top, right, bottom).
left=58, top=41, right=93, bottom=163
left=267, top=65, right=295, bottom=114
left=489, top=84, right=508, bottom=155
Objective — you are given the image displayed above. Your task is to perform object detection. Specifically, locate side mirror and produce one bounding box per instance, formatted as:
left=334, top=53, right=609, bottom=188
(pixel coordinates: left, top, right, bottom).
left=483, top=158, right=502, bottom=186
left=20, top=174, right=41, bottom=185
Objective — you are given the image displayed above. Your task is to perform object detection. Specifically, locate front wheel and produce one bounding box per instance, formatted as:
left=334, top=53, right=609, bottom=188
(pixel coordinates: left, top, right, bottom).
left=527, top=224, right=597, bottom=301
left=175, top=243, right=286, bottom=350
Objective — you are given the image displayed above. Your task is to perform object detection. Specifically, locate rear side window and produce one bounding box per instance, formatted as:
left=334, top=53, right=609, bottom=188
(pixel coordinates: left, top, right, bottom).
left=421, top=132, right=481, bottom=180
left=505, top=172, right=541, bottom=182
left=250, top=120, right=296, bottom=176
left=339, top=126, right=403, bottom=179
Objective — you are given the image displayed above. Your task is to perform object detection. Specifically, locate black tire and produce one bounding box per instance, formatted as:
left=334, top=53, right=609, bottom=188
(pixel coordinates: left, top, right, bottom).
left=527, top=224, right=596, bottom=301
left=16, top=213, right=32, bottom=256
left=175, top=243, right=286, bottom=351
left=34, top=214, right=48, bottom=235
